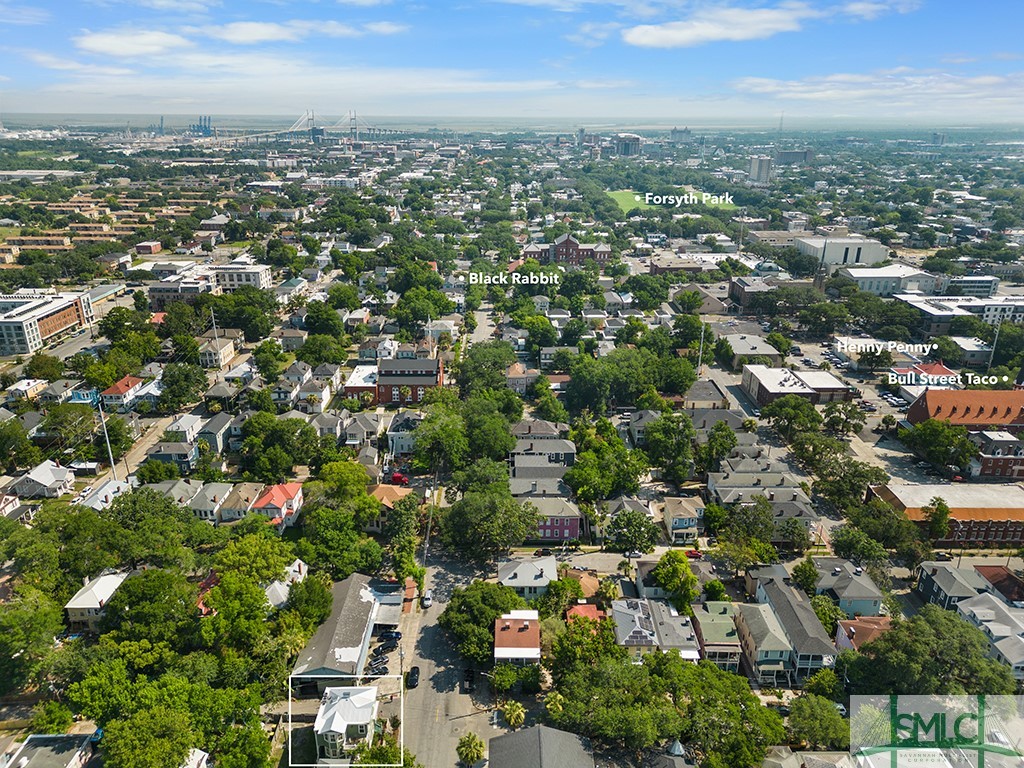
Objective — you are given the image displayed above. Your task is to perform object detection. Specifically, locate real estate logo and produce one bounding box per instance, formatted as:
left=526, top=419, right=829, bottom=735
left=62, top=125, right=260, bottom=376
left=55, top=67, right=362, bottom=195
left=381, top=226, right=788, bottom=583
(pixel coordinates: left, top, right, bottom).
left=851, top=695, right=1024, bottom=767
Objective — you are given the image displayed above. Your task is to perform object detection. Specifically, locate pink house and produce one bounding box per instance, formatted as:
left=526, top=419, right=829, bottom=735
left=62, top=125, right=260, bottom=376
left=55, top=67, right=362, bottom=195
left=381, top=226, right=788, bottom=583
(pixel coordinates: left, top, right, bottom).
left=253, top=482, right=304, bottom=527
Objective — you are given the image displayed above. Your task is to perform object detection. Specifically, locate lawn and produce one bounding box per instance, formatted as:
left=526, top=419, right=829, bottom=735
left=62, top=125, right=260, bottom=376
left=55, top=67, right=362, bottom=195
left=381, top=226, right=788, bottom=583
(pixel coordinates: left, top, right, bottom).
left=0, top=226, right=20, bottom=242
left=608, top=188, right=738, bottom=214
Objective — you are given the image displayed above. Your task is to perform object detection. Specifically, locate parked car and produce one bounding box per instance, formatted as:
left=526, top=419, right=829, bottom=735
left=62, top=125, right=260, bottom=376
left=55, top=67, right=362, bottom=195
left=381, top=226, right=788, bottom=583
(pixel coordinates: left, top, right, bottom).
left=369, top=666, right=389, bottom=676
left=406, top=666, right=420, bottom=689
left=421, top=589, right=433, bottom=608
left=463, top=668, right=476, bottom=693
left=935, top=552, right=953, bottom=562
left=685, top=550, right=703, bottom=559
left=390, top=472, right=409, bottom=486
left=534, top=548, right=553, bottom=557
left=834, top=703, right=848, bottom=717
left=372, top=645, right=390, bottom=658
left=380, top=630, right=402, bottom=641
left=624, top=550, right=643, bottom=559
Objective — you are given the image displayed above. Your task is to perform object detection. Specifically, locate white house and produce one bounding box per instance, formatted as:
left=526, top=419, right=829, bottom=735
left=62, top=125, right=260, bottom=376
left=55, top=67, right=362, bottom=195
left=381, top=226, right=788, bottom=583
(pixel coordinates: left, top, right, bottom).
left=314, top=686, right=379, bottom=760
left=13, top=460, right=75, bottom=498
left=65, top=571, right=130, bottom=633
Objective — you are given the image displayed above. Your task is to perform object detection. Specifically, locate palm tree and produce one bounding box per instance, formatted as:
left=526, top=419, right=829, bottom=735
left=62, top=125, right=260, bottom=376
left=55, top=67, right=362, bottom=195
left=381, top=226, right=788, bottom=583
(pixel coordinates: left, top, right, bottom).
left=456, top=732, right=485, bottom=766
left=596, top=577, right=619, bottom=607
left=544, top=691, right=566, bottom=718
left=399, top=385, right=412, bottom=403
left=502, top=700, right=526, bottom=731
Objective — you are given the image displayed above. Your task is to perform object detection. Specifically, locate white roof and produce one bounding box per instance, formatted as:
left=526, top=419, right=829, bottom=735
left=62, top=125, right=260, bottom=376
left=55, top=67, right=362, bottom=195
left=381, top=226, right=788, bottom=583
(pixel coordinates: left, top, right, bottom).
left=345, top=365, right=378, bottom=388
left=19, top=459, right=72, bottom=488
left=840, top=264, right=927, bottom=279
left=313, top=686, right=379, bottom=735
left=65, top=572, right=129, bottom=610
left=80, top=479, right=132, bottom=511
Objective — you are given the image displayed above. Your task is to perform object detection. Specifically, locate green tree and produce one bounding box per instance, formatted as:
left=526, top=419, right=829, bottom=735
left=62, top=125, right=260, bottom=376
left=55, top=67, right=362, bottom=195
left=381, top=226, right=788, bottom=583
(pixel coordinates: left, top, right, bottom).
left=100, top=569, right=199, bottom=650
left=606, top=508, right=659, bottom=555
left=171, top=334, right=201, bottom=366
left=457, top=341, right=517, bottom=395
left=491, top=663, right=520, bottom=694
left=723, top=495, right=775, bottom=546
left=0, top=587, right=63, bottom=694
left=456, top=732, right=485, bottom=766
left=441, top=489, right=539, bottom=561
left=704, top=579, right=727, bottom=601
left=811, top=595, right=845, bottom=635
left=899, top=419, right=979, bottom=469
left=99, top=415, right=135, bottom=461
left=0, top=419, right=42, bottom=472
left=251, top=340, right=285, bottom=383
left=135, top=459, right=180, bottom=484
left=24, top=352, right=65, bottom=381
left=157, top=363, right=208, bottom=412
left=798, top=302, right=850, bottom=338
left=103, top=706, right=195, bottom=768
left=761, top=395, right=822, bottom=441
left=923, top=496, right=951, bottom=542
left=822, top=400, right=866, bottom=436
left=214, top=534, right=292, bottom=583
left=804, top=668, right=843, bottom=701
left=775, top=517, right=812, bottom=553
left=439, top=582, right=527, bottom=664
left=649, top=550, right=699, bottom=613
left=413, top=405, right=469, bottom=474
left=286, top=573, right=334, bottom=628
left=643, top=412, right=695, bottom=485
left=788, top=694, right=849, bottom=749
left=830, top=525, right=888, bottom=566
left=695, top=421, right=738, bottom=474
left=502, top=700, right=526, bottom=730
left=41, top=403, right=96, bottom=447
left=792, top=556, right=820, bottom=597
left=29, top=701, right=73, bottom=734
left=534, top=578, right=584, bottom=619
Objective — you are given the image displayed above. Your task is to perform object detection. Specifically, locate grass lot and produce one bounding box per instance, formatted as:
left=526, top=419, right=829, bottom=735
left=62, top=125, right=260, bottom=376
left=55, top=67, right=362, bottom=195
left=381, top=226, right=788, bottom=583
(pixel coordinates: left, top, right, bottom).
left=0, top=226, right=20, bottom=242
left=608, top=188, right=738, bottom=214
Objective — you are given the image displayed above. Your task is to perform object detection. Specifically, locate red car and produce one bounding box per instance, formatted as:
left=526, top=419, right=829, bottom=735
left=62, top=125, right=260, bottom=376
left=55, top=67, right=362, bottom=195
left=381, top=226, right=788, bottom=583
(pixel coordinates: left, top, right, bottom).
left=685, top=550, right=703, bottom=559
left=390, top=472, right=409, bottom=486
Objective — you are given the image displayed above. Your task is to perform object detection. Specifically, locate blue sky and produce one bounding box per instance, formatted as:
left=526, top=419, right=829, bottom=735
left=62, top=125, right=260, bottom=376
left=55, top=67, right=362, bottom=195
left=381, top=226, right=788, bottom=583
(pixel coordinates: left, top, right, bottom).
left=0, top=0, right=1022, bottom=122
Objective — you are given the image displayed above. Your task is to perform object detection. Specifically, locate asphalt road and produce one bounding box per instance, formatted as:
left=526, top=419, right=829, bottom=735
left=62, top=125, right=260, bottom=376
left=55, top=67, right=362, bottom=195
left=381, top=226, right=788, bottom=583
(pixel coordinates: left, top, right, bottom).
left=399, top=557, right=496, bottom=768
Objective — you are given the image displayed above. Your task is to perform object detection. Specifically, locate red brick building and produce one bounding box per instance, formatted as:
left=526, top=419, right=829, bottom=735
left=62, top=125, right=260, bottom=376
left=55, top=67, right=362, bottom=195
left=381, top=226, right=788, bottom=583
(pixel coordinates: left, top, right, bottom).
left=376, top=358, right=444, bottom=405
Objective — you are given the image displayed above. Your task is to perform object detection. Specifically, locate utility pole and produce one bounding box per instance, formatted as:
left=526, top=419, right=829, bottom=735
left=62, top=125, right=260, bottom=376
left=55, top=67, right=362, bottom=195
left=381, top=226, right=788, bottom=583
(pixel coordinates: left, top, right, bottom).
left=97, top=398, right=119, bottom=482
left=988, top=320, right=1002, bottom=372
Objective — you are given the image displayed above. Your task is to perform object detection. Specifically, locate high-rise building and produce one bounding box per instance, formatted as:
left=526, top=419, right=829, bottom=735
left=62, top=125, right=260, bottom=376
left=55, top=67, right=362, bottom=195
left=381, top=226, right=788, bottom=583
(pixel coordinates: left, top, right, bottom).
left=615, top=133, right=642, bottom=156
left=775, top=149, right=814, bottom=165
left=0, top=291, right=95, bottom=355
left=749, top=155, right=773, bottom=184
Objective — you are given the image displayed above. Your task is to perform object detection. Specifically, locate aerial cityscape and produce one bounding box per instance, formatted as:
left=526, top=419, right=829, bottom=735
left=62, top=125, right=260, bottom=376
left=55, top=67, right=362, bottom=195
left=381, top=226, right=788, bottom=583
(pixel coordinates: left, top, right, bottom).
left=1, top=1, right=1024, bottom=768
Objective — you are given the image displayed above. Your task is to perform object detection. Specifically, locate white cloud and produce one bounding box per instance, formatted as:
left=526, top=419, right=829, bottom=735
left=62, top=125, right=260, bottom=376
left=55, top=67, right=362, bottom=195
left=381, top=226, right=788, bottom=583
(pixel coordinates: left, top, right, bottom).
left=565, top=21, right=622, bottom=47
left=0, top=2, right=49, bottom=24
left=362, top=21, right=408, bottom=34
left=731, top=68, right=1024, bottom=114
left=191, top=19, right=404, bottom=44
left=74, top=28, right=193, bottom=57
left=622, top=3, right=819, bottom=48
left=841, top=0, right=919, bottom=20
left=26, top=51, right=134, bottom=76
left=491, top=0, right=661, bottom=15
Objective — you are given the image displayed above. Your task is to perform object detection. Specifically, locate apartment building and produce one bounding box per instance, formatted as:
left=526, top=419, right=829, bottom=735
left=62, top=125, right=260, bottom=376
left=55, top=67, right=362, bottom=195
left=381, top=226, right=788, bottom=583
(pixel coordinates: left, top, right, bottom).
left=0, top=291, right=95, bottom=355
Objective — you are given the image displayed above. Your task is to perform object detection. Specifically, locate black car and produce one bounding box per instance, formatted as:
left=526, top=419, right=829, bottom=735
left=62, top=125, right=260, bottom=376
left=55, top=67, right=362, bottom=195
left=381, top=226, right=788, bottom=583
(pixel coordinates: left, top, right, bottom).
left=463, top=668, right=476, bottom=693
left=369, top=666, right=389, bottom=676
left=406, top=666, right=420, bottom=689
left=372, top=645, right=391, bottom=658
left=380, top=630, right=402, bottom=641
left=534, top=548, right=553, bottom=556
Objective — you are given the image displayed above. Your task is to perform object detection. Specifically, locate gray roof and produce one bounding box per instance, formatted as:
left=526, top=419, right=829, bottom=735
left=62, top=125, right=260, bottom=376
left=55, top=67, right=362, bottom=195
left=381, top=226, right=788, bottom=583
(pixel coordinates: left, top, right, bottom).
left=509, top=478, right=571, bottom=497
left=189, top=482, right=233, bottom=511
left=144, top=479, right=204, bottom=505
left=919, top=562, right=987, bottom=598
left=737, top=603, right=792, bottom=653
left=610, top=598, right=658, bottom=646
left=814, top=558, right=884, bottom=604
left=760, top=578, right=837, bottom=657
left=293, top=573, right=377, bottom=676
left=489, top=725, right=595, bottom=768
left=685, top=379, right=728, bottom=403
left=530, top=497, right=582, bottom=519
left=498, top=556, right=558, bottom=589
left=4, top=734, right=93, bottom=768
left=512, top=438, right=576, bottom=455
left=198, top=411, right=233, bottom=436
left=684, top=408, right=747, bottom=432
